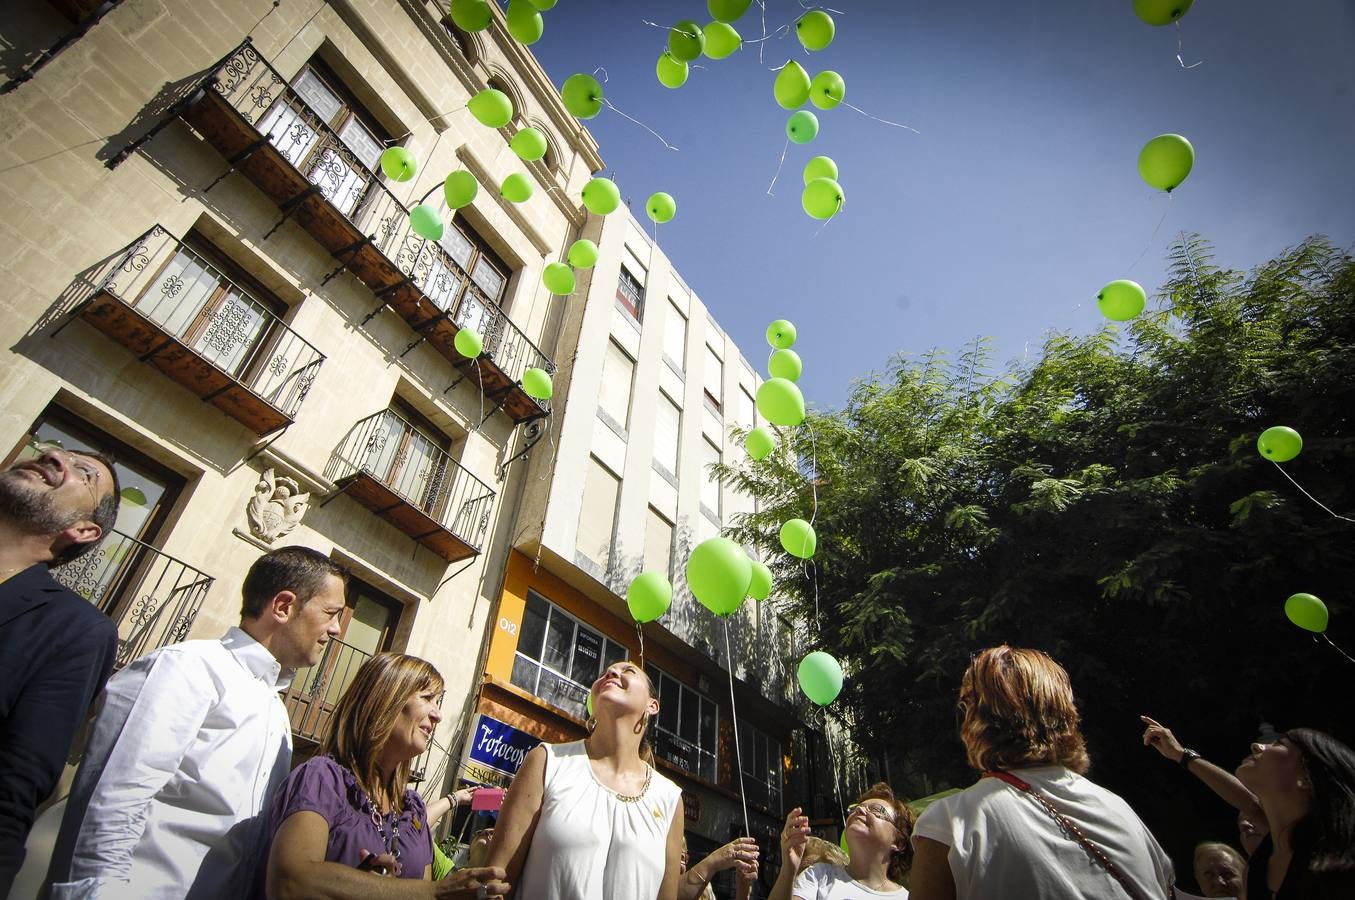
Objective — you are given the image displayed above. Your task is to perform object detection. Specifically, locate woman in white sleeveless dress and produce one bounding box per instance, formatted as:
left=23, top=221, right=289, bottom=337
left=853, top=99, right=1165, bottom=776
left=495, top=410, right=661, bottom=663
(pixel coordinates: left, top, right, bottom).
left=487, top=660, right=684, bottom=900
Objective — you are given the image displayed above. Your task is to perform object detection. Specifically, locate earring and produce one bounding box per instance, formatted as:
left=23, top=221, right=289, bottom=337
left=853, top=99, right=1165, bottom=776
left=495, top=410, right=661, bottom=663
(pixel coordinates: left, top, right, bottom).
left=633, top=712, right=649, bottom=736
left=1297, top=778, right=1308, bottom=790
left=586, top=716, right=597, bottom=734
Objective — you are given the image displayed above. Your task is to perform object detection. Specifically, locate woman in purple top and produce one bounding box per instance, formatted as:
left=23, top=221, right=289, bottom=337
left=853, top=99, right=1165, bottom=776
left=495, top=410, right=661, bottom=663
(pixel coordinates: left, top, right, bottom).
left=261, top=652, right=509, bottom=899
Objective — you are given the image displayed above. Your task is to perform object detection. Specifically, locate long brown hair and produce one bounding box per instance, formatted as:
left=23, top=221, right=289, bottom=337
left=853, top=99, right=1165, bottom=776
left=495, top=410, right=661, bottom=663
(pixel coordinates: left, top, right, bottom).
left=320, top=652, right=443, bottom=810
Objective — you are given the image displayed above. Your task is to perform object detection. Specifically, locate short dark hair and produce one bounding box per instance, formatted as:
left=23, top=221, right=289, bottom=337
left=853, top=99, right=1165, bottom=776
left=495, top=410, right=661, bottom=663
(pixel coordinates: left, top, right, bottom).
left=54, top=451, right=122, bottom=564
left=241, top=546, right=349, bottom=619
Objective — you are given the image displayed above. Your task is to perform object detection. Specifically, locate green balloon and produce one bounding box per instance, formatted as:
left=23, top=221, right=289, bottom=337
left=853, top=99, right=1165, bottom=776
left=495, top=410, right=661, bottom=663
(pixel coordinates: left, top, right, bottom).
left=1257, top=426, right=1303, bottom=462
left=747, top=560, right=772, bottom=601
left=379, top=146, right=416, bottom=182
left=708, top=0, right=752, bottom=22
left=587, top=692, right=593, bottom=717
left=802, top=177, right=844, bottom=219
left=810, top=70, right=845, bottom=110
left=1133, top=0, right=1194, bottom=26
left=409, top=204, right=444, bottom=241
left=780, top=518, right=816, bottom=559
left=561, top=73, right=604, bottom=120
left=668, top=20, right=705, bottom=62
left=454, top=327, right=482, bottom=358
left=542, top=262, right=575, bottom=296
left=757, top=378, right=805, bottom=427
left=522, top=367, right=553, bottom=400
left=468, top=89, right=513, bottom=128
left=444, top=170, right=478, bottom=209
left=500, top=173, right=533, bottom=203
left=1138, top=133, right=1194, bottom=192
left=511, top=127, right=548, bottom=162
left=568, top=239, right=599, bottom=268
left=1285, top=593, right=1328, bottom=634
left=657, top=51, right=689, bottom=89
left=774, top=60, right=811, bottom=109
left=768, top=348, right=802, bottom=382
left=796, top=10, right=836, bottom=51
left=582, top=177, right=620, bottom=215
left=505, top=0, right=544, bottom=44
left=627, top=571, right=673, bottom=623
left=685, top=537, right=753, bottom=617
left=786, top=110, right=819, bottom=144
left=797, top=651, right=843, bottom=705
left=766, top=319, right=797, bottom=349
left=449, top=0, right=492, bottom=32
left=526, top=0, right=556, bottom=9
left=803, top=155, right=838, bottom=185
left=120, top=486, right=148, bottom=506
left=1096, top=279, right=1146, bottom=322
left=646, top=191, right=676, bottom=224
left=703, top=21, right=742, bottom=59
left=745, top=426, right=775, bottom=461
left=840, top=828, right=850, bottom=858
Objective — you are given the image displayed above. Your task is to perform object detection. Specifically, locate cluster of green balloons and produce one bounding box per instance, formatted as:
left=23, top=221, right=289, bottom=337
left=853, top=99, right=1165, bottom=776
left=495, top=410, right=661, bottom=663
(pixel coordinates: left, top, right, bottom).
left=450, top=0, right=558, bottom=45
left=684, top=537, right=778, bottom=620
left=651, top=6, right=753, bottom=90
left=1258, top=426, right=1303, bottom=462
left=1285, top=592, right=1328, bottom=634
left=773, top=63, right=849, bottom=219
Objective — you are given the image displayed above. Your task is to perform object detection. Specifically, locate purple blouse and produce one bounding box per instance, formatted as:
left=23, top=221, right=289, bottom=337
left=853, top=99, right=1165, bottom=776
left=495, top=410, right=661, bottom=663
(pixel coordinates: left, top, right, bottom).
left=261, top=755, right=433, bottom=884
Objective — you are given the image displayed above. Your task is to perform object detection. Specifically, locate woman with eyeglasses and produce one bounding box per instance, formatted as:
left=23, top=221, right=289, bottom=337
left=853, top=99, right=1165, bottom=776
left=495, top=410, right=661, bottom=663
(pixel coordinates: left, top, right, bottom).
left=770, top=783, right=916, bottom=899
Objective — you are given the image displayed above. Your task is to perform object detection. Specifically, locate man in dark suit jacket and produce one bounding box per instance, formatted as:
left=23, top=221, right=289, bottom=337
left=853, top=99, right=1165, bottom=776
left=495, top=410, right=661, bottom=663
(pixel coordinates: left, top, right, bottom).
left=0, top=443, right=120, bottom=895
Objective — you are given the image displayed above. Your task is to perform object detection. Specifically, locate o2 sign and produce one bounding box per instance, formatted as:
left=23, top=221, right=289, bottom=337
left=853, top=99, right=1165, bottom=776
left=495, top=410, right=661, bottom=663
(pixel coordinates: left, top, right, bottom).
left=498, top=616, right=518, bottom=635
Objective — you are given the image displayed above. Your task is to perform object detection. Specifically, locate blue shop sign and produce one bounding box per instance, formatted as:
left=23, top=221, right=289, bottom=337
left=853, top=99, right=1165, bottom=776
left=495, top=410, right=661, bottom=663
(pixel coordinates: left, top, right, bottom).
left=468, top=714, right=543, bottom=779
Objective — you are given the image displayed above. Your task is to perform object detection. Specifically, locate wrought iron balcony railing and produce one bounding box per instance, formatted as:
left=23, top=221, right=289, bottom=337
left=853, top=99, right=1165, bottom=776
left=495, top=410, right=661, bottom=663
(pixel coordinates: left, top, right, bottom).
left=326, top=409, right=496, bottom=562
left=52, top=529, right=215, bottom=667
left=282, top=635, right=374, bottom=745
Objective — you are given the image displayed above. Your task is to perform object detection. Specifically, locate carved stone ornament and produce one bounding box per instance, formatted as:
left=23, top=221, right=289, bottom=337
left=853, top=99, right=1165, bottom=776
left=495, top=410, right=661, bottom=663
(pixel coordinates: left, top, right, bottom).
left=246, top=468, right=310, bottom=543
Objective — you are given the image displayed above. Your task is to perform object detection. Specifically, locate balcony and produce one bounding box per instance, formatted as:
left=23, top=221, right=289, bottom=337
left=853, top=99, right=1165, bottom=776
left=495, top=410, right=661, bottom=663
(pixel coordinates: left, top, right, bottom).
left=282, top=636, right=372, bottom=745
left=52, top=529, right=215, bottom=668
left=68, top=225, right=324, bottom=435
left=163, top=40, right=552, bottom=425
left=327, top=410, right=495, bottom=562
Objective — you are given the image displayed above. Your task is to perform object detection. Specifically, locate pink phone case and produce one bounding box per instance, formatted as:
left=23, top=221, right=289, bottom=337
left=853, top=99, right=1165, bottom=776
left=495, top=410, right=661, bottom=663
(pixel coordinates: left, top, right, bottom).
left=471, top=787, right=506, bottom=811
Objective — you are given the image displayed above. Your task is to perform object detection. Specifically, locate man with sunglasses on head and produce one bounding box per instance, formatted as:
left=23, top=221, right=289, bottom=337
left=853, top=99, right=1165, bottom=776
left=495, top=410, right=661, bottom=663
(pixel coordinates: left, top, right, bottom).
left=0, top=443, right=121, bottom=896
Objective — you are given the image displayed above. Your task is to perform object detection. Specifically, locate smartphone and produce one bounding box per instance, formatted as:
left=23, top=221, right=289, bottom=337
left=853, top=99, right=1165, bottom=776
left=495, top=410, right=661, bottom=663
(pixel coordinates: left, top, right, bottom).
left=471, top=787, right=506, bottom=812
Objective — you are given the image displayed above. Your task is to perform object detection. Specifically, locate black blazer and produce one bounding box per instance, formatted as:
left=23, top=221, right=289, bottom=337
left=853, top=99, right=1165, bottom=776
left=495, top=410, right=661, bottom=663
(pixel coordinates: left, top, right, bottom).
left=0, top=564, right=118, bottom=895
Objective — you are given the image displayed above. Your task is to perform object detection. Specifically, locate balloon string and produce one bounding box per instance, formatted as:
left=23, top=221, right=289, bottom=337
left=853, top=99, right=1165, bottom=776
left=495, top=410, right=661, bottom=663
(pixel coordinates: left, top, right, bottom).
left=1127, top=192, right=1172, bottom=273
left=592, top=66, right=609, bottom=83
left=473, top=360, right=484, bottom=432
left=723, top=619, right=752, bottom=838
left=745, top=24, right=791, bottom=45
left=635, top=621, right=646, bottom=667
left=841, top=100, right=921, bottom=134
left=1321, top=634, right=1355, bottom=665
left=822, top=710, right=849, bottom=829
left=1176, top=22, right=1203, bottom=69
left=601, top=99, right=679, bottom=151
left=812, top=199, right=844, bottom=239
left=767, top=137, right=790, bottom=195
left=805, top=420, right=820, bottom=527
left=758, top=0, right=768, bottom=64
left=1272, top=462, right=1355, bottom=523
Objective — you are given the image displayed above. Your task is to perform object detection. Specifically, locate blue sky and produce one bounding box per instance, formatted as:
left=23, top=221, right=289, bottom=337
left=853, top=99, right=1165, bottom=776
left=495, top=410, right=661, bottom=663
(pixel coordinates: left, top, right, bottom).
left=529, top=1, right=1355, bottom=409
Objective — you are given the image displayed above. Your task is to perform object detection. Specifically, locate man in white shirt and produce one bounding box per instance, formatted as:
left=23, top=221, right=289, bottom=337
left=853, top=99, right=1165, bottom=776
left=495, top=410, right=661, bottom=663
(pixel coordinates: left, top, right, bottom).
left=46, top=545, right=348, bottom=899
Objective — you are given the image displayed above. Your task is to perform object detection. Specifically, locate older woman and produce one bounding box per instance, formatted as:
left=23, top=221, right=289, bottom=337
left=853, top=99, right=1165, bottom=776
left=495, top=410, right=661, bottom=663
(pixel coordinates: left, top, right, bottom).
left=909, top=645, right=1174, bottom=900
left=770, top=782, right=915, bottom=899
left=486, top=659, right=684, bottom=899
left=261, top=653, right=508, bottom=899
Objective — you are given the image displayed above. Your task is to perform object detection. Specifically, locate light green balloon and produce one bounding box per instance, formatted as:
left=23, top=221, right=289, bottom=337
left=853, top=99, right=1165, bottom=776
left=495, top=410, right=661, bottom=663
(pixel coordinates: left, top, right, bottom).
left=379, top=146, right=416, bottom=182
left=703, top=21, right=742, bottom=59
left=802, top=177, right=844, bottom=219
left=510, top=127, right=548, bottom=162
left=747, top=560, right=772, bottom=601
left=668, top=20, right=705, bottom=62
left=561, top=73, right=604, bottom=119
left=1133, top=0, right=1194, bottom=26
left=409, top=203, right=444, bottom=241
left=542, top=262, right=575, bottom=296
left=646, top=191, right=676, bottom=224
left=500, top=172, right=533, bottom=203
left=1285, top=593, right=1328, bottom=634
left=656, top=51, right=689, bottom=89
left=587, top=692, right=594, bottom=717
left=768, top=348, right=802, bottom=382
left=526, top=0, right=556, bottom=9
left=774, top=60, right=811, bottom=109
left=627, top=571, right=673, bottom=623
left=468, top=89, right=513, bottom=128
left=795, top=10, right=835, bottom=51
left=757, top=377, right=805, bottom=427
left=1096, top=279, right=1146, bottom=322
left=708, top=0, right=752, bottom=22
left=803, top=155, right=838, bottom=185
left=120, top=487, right=147, bottom=505
left=568, top=239, right=599, bottom=268
left=581, top=177, right=620, bottom=215
left=685, top=537, right=753, bottom=617
left=444, top=169, right=478, bottom=208
left=522, top=367, right=552, bottom=399
left=786, top=110, right=819, bottom=144
left=1257, top=426, right=1303, bottom=462
left=449, top=0, right=492, bottom=32
left=1138, top=133, right=1194, bottom=192
left=505, top=0, right=544, bottom=44
left=810, top=70, right=845, bottom=110
left=454, top=327, right=482, bottom=358
left=766, top=319, right=797, bottom=349
left=779, top=518, right=816, bottom=559
left=745, top=426, right=775, bottom=461
left=798, top=651, right=843, bottom=705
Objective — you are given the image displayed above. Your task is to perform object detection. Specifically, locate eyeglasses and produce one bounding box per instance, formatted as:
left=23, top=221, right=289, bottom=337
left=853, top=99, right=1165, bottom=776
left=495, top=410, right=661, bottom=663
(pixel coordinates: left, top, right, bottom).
left=30, top=442, right=103, bottom=506
left=847, top=801, right=896, bottom=825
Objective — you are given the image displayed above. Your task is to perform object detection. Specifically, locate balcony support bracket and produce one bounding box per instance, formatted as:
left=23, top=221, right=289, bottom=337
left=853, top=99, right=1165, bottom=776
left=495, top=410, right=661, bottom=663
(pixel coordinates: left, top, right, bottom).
left=263, top=185, right=319, bottom=240
left=137, top=337, right=176, bottom=362
left=320, top=238, right=368, bottom=286
left=496, top=418, right=547, bottom=482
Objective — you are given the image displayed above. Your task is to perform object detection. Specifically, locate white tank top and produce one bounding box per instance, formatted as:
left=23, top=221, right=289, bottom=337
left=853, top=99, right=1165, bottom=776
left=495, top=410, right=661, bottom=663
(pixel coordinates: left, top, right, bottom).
left=516, top=740, right=681, bottom=900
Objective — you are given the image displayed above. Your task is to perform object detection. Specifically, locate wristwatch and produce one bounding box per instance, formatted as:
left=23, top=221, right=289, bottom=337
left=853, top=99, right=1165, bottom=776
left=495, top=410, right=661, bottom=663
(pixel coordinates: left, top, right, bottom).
left=1179, top=748, right=1201, bottom=770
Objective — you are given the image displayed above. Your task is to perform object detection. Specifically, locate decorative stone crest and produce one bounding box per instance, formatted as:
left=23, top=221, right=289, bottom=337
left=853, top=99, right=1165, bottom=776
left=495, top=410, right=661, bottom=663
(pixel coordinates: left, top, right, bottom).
left=246, top=468, right=309, bottom=543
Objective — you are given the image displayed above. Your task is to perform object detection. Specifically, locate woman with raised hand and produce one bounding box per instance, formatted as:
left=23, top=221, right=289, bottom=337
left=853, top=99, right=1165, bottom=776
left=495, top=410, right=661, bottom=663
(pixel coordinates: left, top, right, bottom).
left=680, top=835, right=760, bottom=900
left=261, top=652, right=508, bottom=899
left=486, top=659, right=684, bottom=899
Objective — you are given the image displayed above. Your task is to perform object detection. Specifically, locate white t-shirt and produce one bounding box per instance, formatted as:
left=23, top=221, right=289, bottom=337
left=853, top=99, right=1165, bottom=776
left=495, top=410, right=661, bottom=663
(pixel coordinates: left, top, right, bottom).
left=912, top=766, right=1174, bottom=900
left=793, top=862, right=909, bottom=899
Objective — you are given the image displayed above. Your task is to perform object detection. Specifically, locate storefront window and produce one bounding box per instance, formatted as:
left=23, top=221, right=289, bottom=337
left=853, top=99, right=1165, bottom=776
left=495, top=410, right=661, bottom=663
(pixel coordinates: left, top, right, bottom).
left=510, top=590, right=627, bottom=720
left=737, top=722, right=783, bottom=812
left=645, top=664, right=718, bottom=782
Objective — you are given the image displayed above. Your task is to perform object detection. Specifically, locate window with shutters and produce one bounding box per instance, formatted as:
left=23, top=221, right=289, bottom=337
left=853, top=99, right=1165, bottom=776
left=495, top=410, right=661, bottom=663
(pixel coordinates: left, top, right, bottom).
left=654, top=393, right=681, bottom=479
left=700, top=437, right=721, bottom=520
left=643, top=507, right=674, bottom=579
left=704, top=343, right=723, bottom=414
left=663, top=299, right=687, bottom=370
left=577, top=457, right=620, bottom=570
left=598, top=340, right=635, bottom=431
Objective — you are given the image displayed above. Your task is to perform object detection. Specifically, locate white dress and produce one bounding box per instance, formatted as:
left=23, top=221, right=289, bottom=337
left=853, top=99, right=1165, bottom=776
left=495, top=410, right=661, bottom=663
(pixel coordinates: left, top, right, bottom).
left=516, top=740, right=681, bottom=900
